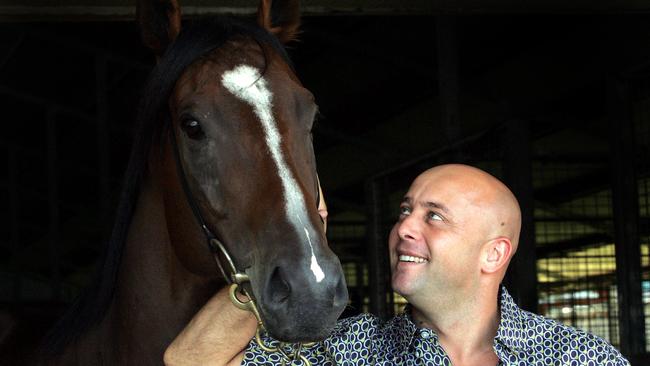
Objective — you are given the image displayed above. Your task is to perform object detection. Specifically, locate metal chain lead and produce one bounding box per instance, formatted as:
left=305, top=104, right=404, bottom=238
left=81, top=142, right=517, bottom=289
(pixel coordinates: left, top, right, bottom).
left=214, top=238, right=315, bottom=366
left=229, top=283, right=315, bottom=365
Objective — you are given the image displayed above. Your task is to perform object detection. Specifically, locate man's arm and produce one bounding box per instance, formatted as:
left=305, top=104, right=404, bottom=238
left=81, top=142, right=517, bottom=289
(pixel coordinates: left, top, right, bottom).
left=164, top=286, right=257, bottom=366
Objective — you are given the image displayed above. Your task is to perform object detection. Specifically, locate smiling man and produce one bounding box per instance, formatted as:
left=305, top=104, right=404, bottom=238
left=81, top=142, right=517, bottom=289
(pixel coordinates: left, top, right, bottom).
left=165, top=164, right=629, bottom=366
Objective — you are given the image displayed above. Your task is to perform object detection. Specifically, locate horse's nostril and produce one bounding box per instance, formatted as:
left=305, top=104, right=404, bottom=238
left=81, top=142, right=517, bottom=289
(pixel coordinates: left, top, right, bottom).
left=269, top=267, right=291, bottom=303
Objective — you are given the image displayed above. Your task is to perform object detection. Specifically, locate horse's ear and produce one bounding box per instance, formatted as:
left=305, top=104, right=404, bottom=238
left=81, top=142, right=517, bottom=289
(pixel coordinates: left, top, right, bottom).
left=137, top=0, right=182, bottom=57
left=257, top=0, right=301, bottom=44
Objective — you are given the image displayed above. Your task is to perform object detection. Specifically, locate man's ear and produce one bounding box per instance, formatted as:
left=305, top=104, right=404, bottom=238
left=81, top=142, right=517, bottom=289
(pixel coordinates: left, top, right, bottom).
left=137, top=0, right=182, bottom=58
left=257, top=0, right=301, bottom=43
left=481, top=237, right=512, bottom=274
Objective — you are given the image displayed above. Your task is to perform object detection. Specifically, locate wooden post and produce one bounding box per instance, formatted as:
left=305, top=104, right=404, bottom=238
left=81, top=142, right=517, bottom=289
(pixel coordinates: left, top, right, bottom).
left=366, top=178, right=391, bottom=320
left=8, top=146, right=21, bottom=301
left=355, top=261, right=366, bottom=312
left=503, top=119, right=538, bottom=313
left=607, top=76, right=645, bottom=357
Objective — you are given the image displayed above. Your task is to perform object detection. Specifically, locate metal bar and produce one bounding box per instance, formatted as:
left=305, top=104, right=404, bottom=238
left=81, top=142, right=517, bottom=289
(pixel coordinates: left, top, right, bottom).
left=607, top=76, right=645, bottom=357
left=503, top=119, right=538, bottom=313
left=435, top=15, right=462, bottom=162
left=47, top=107, right=61, bottom=302
left=96, top=55, right=110, bottom=242
left=366, top=178, right=390, bottom=320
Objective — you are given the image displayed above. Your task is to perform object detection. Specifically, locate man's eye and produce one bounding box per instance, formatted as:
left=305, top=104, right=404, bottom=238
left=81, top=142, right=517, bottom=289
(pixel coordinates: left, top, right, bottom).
left=428, top=212, right=443, bottom=221
left=399, top=206, right=411, bottom=216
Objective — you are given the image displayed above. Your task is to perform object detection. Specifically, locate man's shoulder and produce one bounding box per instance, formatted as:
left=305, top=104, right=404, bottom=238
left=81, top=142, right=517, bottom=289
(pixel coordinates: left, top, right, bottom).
left=519, top=308, right=610, bottom=344
left=497, top=287, right=628, bottom=365
left=516, top=309, right=629, bottom=365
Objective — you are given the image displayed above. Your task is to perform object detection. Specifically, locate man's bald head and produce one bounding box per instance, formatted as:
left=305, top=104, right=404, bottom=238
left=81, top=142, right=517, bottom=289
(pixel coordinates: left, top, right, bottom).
left=415, top=164, right=522, bottom=255
left=389, top=164, right=522, bottom=307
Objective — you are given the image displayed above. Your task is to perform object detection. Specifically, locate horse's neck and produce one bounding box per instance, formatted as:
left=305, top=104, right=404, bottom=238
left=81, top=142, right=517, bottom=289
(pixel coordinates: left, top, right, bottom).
left=85, top=177, right=219, bottom=364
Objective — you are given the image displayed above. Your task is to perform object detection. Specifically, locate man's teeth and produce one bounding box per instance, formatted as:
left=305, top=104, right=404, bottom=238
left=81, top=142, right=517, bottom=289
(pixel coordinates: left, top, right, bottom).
left=399, top=255, right=428, bottom=263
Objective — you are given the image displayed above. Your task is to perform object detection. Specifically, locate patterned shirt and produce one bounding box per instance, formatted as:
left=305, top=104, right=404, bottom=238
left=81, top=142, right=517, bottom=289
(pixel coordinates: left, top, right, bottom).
left=241, top=287, right=630, bottom=365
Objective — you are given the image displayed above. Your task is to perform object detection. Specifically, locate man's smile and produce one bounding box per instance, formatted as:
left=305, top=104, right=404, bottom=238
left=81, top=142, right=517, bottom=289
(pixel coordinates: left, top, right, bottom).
left=398, top=255, right=429, bottom=263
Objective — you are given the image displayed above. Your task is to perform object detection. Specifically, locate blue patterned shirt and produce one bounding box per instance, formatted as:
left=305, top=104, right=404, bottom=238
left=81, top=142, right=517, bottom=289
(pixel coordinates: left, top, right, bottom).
left=241, top=287, right=629, bottom=365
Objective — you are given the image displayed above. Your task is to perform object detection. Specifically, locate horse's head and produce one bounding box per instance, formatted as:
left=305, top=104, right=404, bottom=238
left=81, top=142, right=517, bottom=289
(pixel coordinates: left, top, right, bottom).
left=137, top=0, right=348, bottom=342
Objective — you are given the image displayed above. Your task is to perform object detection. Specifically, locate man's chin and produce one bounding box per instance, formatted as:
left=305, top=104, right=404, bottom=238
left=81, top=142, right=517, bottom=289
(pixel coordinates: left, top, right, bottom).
left=391, top=275, right=417, bottom=299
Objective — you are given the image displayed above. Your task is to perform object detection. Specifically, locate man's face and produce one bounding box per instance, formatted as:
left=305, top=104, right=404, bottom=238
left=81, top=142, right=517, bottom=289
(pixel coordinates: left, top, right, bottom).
left=388, top=170, right=488, bottom=303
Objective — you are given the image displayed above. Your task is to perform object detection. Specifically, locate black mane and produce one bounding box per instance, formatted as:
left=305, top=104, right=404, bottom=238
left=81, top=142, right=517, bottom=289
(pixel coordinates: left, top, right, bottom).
left=39, top=15, right=291, bottom=358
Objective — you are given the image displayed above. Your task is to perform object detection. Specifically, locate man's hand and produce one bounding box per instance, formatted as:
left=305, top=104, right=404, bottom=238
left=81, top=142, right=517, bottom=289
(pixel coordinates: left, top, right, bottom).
left=164, top=286, right=257, bottom=366
left=318, top=181, right=328, bottom=232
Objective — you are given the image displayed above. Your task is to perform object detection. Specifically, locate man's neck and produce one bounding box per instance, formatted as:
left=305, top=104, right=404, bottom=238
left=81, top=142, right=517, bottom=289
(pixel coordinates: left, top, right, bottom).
left=410, top=285, right=501, bottom=365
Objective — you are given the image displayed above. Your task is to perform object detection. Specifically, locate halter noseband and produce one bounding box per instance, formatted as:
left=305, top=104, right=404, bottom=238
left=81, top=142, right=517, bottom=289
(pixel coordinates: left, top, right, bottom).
left=169, top=128, right=319, bottom=365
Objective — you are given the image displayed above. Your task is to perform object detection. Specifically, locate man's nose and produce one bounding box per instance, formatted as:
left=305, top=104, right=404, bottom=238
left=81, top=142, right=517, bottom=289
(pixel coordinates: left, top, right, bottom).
left=397, top=214, right=419, bottom=241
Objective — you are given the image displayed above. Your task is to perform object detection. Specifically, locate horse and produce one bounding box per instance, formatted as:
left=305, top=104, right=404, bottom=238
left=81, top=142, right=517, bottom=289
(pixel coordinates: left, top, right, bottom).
left=37, top=0, right=348, bottom=364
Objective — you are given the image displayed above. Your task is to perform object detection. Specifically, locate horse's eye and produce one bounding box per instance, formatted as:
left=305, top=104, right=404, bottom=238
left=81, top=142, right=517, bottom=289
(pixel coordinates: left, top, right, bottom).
left=181, top=118, right=205, bottom=140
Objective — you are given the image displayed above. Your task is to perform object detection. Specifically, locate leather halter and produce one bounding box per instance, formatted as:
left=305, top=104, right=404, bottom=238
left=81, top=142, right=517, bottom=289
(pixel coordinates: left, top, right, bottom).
left=168, top=127, right=245, bottom=283
left=168, top=127, right=320, bottom=284
left=168, top=127, right=321, bottom=365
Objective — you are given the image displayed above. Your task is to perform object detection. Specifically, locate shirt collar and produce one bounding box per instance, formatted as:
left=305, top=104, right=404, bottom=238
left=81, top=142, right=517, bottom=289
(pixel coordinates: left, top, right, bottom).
left=395, top=286, right=531, bottom=355
left=494, top=286, right=531, bottom=354
left=391, top=305, right=419, bottom=353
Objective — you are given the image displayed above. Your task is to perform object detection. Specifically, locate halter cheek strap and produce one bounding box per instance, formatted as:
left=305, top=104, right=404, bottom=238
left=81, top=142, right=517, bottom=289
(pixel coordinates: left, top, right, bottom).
left=168, top=128, right=319, bottom=366
left=168, top=126, right=239, bottom=280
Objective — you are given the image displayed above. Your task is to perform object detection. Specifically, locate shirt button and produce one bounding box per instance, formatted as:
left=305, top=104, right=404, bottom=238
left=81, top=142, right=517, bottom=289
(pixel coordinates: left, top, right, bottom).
left=420, top=329, right=431, bottom=339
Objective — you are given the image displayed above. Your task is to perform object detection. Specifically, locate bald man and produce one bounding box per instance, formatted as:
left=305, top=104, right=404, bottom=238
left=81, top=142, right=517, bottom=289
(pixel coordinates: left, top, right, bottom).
left=165, top=165, right=629, bottom=366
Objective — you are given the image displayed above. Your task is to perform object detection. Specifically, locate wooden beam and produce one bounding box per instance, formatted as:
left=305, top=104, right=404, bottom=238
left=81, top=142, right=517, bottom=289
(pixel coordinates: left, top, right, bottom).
left=536, top=233, right=613, bottom=258
left=502, top=119, right=538, bottom=313
left=534, top=168, right=611, bottom=204
left=2, top=1, right=650, bottom=21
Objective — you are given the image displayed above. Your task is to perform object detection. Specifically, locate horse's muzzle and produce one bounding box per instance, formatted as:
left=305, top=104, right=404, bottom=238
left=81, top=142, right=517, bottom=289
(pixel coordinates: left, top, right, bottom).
left=257, top=251, right=349, bottom=342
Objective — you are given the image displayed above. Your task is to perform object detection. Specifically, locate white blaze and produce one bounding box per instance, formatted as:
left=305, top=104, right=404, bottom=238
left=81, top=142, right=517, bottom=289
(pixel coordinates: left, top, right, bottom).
left=222, top=65, right=325, bottom=283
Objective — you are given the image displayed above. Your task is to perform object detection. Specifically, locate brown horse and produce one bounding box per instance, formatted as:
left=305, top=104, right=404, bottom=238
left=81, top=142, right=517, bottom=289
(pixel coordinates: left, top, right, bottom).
left=38, top=0, right=348, bottom=364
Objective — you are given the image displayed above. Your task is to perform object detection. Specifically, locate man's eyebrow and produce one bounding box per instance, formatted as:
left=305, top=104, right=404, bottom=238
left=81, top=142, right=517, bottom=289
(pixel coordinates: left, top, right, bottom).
left=423, top=201, right=450, bottom=213
left=401, top=197, right=450, bottom=214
